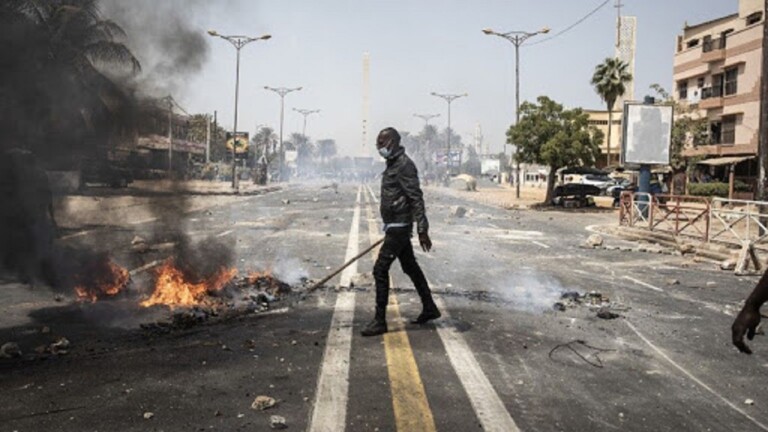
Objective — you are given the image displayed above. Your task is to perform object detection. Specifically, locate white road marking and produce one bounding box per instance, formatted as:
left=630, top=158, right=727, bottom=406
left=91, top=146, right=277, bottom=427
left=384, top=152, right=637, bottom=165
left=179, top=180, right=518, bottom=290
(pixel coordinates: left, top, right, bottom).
left=215, top=229, right=234, bottom=237
left=308, top=291, right=356, bottom=432
left=128, top=260, right=163, bottom=276
left=339, top=186, right=362, bottom=288
left=59, top=230, right=96, bottom=240
left=433, top=296, right=521, bottom=432
left=366, top=184, right=378, bottom=203
left=625, top=320, right=768, bottom=431
left=623, top=276, right=664, bottom=293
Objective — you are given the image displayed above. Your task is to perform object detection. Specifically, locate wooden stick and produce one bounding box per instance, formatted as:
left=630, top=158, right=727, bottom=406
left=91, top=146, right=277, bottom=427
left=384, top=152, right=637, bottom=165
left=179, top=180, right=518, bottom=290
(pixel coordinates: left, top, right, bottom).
left=308, top=238, right=384, bottom=292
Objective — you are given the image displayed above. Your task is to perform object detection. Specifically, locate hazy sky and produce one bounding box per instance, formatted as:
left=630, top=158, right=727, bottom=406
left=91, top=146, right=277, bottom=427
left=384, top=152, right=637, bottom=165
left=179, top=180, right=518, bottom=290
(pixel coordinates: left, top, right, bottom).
left=142, top=0, right=736, bottom=158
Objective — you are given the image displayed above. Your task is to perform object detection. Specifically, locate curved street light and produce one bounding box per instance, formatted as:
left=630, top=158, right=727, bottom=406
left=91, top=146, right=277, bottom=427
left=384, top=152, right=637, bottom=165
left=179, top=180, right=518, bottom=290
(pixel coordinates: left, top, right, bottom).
left=208, top=29, right=271, bottom=190
left=293, top=108, right=321, bottom=138
left=264, top=86, right=303, bottom=181
left=482, top=26, right=548, bottom=197
left=431, top=92, right=467, bottom=175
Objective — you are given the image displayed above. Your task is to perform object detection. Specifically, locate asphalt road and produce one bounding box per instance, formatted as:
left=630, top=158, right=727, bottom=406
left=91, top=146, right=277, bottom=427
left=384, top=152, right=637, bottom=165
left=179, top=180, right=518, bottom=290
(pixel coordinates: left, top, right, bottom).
left=2, top=181, right=768, bottom=432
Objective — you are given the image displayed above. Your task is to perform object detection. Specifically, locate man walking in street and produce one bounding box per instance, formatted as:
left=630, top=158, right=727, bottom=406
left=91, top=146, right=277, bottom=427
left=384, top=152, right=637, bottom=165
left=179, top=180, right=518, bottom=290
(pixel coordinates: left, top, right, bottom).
left=361, top=127, right=440, bottom=337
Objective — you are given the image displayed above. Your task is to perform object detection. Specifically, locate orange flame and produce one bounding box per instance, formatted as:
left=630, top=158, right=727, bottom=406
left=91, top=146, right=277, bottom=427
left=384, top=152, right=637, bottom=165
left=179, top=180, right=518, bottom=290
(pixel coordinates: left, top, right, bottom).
left=74, top=259, right=130, bottom=303
left=140, top=259, right=237, bottom=308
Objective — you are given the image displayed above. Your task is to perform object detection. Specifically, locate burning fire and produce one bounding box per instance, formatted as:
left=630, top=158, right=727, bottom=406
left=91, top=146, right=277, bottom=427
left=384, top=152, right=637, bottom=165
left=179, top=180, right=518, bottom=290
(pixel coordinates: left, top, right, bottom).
left=74, top=257, right=131, bottom=303
left=140, top=259, right=237, bottom=308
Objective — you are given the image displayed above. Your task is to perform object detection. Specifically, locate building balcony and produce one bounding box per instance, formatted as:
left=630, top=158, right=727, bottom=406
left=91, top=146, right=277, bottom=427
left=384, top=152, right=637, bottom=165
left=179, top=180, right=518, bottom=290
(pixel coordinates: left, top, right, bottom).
left=699, top=97, right=724, bottom=109
left=701, top=48, right=726, bottom=63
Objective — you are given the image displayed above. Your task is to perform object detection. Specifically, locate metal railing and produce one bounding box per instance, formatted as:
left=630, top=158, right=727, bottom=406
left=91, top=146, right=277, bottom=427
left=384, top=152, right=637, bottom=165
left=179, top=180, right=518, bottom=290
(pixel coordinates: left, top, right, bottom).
left=619, top=192, right=710, bottom=241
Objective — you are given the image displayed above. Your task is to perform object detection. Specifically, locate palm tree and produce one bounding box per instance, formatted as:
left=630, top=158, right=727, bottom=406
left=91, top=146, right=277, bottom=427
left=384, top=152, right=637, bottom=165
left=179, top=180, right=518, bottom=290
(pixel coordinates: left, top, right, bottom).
left=0, top=0, right=140, bottom=159
left=591, top=57, right=632, bottom=167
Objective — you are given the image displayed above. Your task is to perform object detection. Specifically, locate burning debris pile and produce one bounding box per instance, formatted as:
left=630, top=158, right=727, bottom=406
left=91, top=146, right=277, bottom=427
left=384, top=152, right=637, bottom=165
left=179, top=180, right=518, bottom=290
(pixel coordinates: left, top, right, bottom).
left=138, top=265, right=299, bottom=333
left=73, top=254, right=131, bottom=303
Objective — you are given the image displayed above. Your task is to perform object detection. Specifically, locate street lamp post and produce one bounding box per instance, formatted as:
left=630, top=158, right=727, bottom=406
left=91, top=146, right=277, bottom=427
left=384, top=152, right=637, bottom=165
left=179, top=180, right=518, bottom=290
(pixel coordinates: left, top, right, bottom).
left=293, top=108, right=320, bottom=138
left=208, top=29, right=271, bottom=191
left=431, top=93, right=467, bottom=176
left=265, top=86, right=303, bottom=181
left=482, top=26, right=549, bottom=199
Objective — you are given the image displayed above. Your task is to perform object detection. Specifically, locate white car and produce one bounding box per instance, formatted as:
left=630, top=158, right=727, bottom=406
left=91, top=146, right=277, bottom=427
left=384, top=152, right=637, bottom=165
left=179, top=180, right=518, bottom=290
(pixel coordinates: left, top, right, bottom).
left=579, top=174, right=612, bottom=194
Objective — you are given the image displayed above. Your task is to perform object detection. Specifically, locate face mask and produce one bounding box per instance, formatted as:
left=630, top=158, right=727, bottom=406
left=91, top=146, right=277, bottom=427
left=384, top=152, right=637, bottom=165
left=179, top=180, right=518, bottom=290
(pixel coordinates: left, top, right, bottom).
left=378, top=146, right=391, bottom=159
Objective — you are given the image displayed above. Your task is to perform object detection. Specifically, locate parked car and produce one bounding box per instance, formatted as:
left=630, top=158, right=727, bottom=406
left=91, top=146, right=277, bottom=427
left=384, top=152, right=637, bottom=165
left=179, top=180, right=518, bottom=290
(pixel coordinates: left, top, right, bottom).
left=80, top=159, right=133, bottom=188
left=551, top=183, right=601, bottom=207
left=579, top=174, right=613, bottom=194
left=605, top=178, right=631, bottom=196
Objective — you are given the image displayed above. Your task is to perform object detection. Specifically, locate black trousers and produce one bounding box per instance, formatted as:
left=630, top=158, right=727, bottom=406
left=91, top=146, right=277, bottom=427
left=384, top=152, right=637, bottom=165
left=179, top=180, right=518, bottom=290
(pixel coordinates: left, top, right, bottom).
left=373, top=227, right=434, bottom=310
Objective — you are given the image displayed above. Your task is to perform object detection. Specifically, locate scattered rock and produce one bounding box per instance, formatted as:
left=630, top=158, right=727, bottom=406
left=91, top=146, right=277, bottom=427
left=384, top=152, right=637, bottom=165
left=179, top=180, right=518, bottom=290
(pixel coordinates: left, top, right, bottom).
left=41, top=326, right=51, bottom=334
left=281, top=199, right=291, bottom=205
left=666, top=279, right=680, bottom=286
left=585, top=234, right=604, bottom=248
left=270, top=415, right=288, bottom=429
left=0, top=342, right=21, bottom=358
left=553, top=302, right=566, bottom=312
left=745, top=399, right=755, bottom=406
left=252, top=395, right=277, bottom=411
left=131, top=235, right=146, bottom=245
left=54, top=294, right=64, bottom=302
left=50, top=337, right=70, bottom=355
left=143, top=412, right=154, bottom=420
left=450, top=206, right=467, bottom=218
left=679, top=243, right=696, bottom=254
left=721, top=259, right=737, bottom=271
left=706, top=281, right=717, bottom=287
left=596, top=309, right=620, bottom=320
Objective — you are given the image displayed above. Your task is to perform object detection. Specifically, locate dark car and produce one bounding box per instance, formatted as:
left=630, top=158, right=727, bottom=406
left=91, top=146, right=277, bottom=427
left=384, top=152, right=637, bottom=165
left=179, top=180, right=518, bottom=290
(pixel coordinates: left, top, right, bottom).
left=80, top=159, right=133, bottom=188
left=551, top=183, right=601, bottom=207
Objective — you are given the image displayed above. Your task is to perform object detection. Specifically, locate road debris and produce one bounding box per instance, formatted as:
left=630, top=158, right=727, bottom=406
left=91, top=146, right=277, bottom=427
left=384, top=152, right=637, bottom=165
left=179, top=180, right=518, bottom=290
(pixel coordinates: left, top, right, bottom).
left=596, top=308, right=620, bottom=320
left=0, top=342, right=22, bottom=358
left=666, top=279, right=680, bottom=286
left=548, top=339, right=614, bottom=368
left=585, top=234, right=604, bottom=248
left=143, top=412, right=154, bottom=420
left=745, top=399, right=755, bottom=406
left=49, top=337, right=70, bottom=355
left=252, top=395, right=277, bottom=411
left=721, top=258, right=737, bottom=271
left=270, top=415, right=288, bottom=429
left=450, top=206, right=467, bottom=218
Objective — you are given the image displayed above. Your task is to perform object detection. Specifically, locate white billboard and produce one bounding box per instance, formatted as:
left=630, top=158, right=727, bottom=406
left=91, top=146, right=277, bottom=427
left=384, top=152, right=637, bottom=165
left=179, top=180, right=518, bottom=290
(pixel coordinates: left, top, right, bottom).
left=621, top=102, right=673, bottom=165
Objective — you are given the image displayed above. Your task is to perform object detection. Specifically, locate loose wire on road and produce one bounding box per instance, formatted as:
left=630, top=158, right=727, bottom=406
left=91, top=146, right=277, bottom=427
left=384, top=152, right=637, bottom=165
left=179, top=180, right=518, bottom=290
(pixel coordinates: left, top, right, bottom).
left=526, top=0, right=612, bottom=47
left=548, top=339, right=615, bottom=368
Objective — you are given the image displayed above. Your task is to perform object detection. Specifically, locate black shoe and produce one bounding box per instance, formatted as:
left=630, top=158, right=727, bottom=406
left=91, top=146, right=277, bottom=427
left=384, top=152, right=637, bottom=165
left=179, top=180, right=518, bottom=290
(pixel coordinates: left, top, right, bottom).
left=411, top=307, right=441, bottom=325
left=361, top=318, right=387, bottom=337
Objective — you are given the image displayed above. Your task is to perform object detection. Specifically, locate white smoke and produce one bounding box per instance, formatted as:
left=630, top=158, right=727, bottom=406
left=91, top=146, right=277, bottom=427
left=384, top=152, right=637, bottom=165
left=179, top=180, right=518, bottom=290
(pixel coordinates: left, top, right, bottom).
left=272, top=257, right=309, bottom=286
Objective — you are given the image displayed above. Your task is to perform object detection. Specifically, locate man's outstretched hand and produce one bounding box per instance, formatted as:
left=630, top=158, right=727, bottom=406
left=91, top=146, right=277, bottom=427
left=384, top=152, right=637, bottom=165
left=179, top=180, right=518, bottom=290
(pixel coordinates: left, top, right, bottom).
left=732, top=305, right=761, bottom=354
left=419, top=232, right=432, bottom=252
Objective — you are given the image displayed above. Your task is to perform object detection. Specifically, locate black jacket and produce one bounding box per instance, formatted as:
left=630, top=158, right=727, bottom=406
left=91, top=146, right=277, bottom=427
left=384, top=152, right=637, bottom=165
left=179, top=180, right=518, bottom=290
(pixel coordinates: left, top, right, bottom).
left=379, top=147, right=429, bottom=233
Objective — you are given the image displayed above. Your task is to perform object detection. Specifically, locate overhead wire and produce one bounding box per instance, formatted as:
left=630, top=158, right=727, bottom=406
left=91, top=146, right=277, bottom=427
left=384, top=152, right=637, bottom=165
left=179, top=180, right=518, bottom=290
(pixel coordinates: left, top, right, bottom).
left=526, top=0, right=613, bottom=47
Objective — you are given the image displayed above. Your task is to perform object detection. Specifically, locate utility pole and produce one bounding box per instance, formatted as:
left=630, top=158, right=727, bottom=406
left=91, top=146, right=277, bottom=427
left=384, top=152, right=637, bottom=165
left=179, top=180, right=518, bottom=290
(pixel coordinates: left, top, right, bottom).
left=166, top=96, right=173, bottom=178
left=759, top=0, right=768, bottom=201
left=265, top=86, right=303, bottom=181
left=205, top=114, right=211, bottom=164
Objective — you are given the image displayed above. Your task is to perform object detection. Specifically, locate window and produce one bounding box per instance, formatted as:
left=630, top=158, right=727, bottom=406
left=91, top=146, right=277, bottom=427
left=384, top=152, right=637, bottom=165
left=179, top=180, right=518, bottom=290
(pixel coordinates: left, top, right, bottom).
left=710, top=121, right=722, bottom=144
left=747, top=11, right=763, bottom=26
left=722, top=116, right=736, bottom=144
left=712, top=73, right=724, bottom=98
left=720, top=29, right=734, bottom=49
left=687, top=38, right=700, bottom=48
left=678, top=81, right=688, bottom=99
left=702, top=35, right=713, bottom=52
left=697, top=77, right=705, bottom=88
left=725, top=67, right=738, bottom=95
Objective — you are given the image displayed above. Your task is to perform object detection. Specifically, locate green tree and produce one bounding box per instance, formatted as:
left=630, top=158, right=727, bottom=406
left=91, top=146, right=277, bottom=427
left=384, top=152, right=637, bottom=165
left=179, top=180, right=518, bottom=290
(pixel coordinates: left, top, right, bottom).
left=252, top=126, right=277, bottom=163
left=591, top=57, right=632, bottom=166
left=508, top=96, right=604, bottom=203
